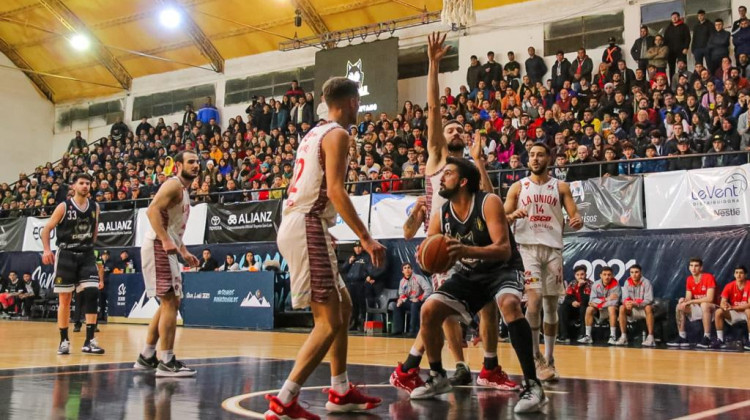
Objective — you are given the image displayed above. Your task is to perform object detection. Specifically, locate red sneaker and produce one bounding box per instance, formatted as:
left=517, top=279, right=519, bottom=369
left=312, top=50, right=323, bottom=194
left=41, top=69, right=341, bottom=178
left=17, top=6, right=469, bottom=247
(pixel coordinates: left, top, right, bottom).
left=389, top=363, right=425, bottom=393
left=325, top=384, right=381, bottom=412
left=264, top=394, right=320, bottom=420
left=476, top=366, right=520, bottom=391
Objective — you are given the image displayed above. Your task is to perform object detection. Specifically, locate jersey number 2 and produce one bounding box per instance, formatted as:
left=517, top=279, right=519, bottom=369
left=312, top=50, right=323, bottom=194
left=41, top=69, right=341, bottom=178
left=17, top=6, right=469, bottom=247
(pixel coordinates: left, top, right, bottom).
left=287, top=158, right=305, bottom=194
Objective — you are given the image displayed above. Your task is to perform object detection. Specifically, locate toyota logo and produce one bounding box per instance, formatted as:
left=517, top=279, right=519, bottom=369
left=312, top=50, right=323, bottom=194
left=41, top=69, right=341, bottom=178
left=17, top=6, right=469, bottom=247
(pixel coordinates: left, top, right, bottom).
left=211, top=216, right=221, bottom=226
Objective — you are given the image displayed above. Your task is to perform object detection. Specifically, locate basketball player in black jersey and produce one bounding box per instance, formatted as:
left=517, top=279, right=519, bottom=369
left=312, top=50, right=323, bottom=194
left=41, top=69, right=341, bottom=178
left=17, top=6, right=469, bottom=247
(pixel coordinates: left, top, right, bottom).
left=41, top=173, right=104, bottom=355
left=410, top=157, right=546, bottom=413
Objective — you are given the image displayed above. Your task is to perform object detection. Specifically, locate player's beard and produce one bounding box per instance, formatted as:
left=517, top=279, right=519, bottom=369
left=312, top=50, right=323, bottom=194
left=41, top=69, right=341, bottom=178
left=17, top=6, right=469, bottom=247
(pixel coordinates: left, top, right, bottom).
left=529, top=163, right=548, bottom=176
left=438, top=184, right=459, bottom=199
left=447, top=138, right=464, bottom=153
left=180, top=168, right=198, bottom=181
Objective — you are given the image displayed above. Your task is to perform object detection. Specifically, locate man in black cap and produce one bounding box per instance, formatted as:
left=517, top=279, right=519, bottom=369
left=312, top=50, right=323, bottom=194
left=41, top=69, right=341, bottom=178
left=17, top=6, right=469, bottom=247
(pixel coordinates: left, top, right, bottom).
left=602, top=37, right=622, bottom=71
left=669, top=138, right=701, bottom=171
left=692, top=10, right=712, bottom=68
left=703, top=134, right=737, bottom=168
left=339, top=241, right=372, bottom=331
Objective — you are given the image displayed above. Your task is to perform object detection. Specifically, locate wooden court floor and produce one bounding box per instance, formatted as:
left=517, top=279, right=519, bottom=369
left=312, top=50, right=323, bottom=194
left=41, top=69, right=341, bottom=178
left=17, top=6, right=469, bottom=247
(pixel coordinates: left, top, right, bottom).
left=2, top=320, right=750, bottom=419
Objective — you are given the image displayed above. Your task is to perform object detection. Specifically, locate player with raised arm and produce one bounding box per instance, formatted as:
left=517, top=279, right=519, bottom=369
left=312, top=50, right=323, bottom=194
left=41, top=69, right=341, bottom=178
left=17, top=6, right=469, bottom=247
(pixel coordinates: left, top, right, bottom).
left=504, top=143, right=582, bottom=382
left=133, top=151, right=201, bottom=377
left=409, top=157, right=546, bottom=413
left=265, top=77, right=386, bottom=420
left=41, top=173, right=105, bottom=355
left=393, top=32, right=517, bottom=394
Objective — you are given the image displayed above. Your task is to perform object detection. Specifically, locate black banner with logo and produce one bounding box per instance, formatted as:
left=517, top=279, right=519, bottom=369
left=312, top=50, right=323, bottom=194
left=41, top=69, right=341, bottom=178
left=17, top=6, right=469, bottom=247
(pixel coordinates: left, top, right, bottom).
left=96, top=210, right=136, bottom=247
left=205, top=201, right=282, bottom=244
left=0, top=217, right=26, bottom=251
left=566, top=176, right=644, bottom=232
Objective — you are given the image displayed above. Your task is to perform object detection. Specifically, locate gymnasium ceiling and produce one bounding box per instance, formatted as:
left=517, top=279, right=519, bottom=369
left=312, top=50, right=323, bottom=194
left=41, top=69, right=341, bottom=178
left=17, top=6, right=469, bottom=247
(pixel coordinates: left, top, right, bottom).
left=0, top=0, right=524, bottom=103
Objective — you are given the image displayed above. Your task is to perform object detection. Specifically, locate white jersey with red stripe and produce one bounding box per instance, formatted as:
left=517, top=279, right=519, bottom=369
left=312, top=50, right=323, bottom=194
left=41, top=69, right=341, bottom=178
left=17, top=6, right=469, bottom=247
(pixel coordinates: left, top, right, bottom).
left=424, top=164, right=448, bottom=231
left=283, top=121, right=344, bottom=225
left=145, top=177, right=190, bottom=246
left=513, top=176, right=564, bottom=249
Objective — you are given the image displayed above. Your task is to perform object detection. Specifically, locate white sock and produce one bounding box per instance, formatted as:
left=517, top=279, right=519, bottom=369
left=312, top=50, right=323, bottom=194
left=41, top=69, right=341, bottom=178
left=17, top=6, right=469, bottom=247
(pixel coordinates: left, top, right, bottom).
left=484, top=352, right=497, bottom=358
left=331, top=372, right=349, bottom=395
left=142, top=344, right=156, bottom=358
left=409, top=346, right=423, bottom=357
left=679, top=331, right=686, bottom=338
left=544, top=335, right=555, bottom=362
left=585, top=326, right=592, bottom=337
left=278, top=380, right=300, bottom=405
left=610, top=327, right=616, bottom=338
left=531, top=328, right=540, bottom=356
left=717, top=330, right=724, bottom=341
left=704, top=332, right=710, bottom=339
left=160, top=349, right=174, bottom=363
left=647, top=334, right=654, bottom=341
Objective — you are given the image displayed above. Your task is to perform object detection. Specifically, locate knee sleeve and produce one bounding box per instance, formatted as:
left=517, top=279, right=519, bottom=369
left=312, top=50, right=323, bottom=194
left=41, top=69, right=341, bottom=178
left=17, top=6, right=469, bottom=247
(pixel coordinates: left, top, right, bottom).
left=542, top=296, right=559, bottom=325
left=82, top=287, right=99, bottom=314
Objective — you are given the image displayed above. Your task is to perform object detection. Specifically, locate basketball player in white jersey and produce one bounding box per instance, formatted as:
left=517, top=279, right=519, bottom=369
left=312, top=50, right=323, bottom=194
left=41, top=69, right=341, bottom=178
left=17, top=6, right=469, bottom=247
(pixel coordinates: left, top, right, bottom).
left=134, top=151, right=201, bottom=377
left=265, top=77, right=386, bottom=420
left=505, top=143, right=582, bottom=382
left=392, top=32, right=518, bottom=394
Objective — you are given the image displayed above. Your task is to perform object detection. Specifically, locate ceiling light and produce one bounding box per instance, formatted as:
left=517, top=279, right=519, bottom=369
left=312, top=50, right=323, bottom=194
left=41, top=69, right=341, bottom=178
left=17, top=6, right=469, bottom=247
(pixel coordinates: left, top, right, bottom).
left=69, top=34, right=90, bottom=51
left=159, top=8, right=182, bottom=29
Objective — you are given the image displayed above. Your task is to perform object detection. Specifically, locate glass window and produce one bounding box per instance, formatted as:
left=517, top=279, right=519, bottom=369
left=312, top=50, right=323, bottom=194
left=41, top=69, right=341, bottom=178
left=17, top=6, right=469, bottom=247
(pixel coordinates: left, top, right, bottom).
left=545, top=11, right=624, bottom=55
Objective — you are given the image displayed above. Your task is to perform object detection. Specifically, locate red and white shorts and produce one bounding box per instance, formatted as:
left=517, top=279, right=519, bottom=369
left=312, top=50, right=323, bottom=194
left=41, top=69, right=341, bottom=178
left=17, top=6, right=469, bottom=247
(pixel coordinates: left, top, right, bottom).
left=277, top=213, right=344, bottom=309
left=141, top=238, right=183, bottom=298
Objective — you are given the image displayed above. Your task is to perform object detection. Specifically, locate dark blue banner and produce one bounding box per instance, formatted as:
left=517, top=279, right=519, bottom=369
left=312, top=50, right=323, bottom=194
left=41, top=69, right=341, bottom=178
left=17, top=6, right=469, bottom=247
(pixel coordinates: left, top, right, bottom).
left=563, top=226, right=750, bottom=301
left=181, top=271, right=274, bottom=330
left=107, top=273, right=146, bottom=319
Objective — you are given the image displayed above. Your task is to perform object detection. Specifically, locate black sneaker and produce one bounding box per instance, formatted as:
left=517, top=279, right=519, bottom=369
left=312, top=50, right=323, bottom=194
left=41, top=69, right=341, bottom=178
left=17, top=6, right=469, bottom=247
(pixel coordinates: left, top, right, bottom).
left=696, top=336, right=711, bottom=349
left=666, top=336, right=690, bottom=348
left=134, top=353, right=159, bottom=370
left=449, top=362, right=472, bottom=386
left=156, top=358, right=196, bottom=377
left=82, top=338, right=105, bottom=354
left=744, top=339, right=750, bottom=351
left=73, top=323, right=82, bottom=332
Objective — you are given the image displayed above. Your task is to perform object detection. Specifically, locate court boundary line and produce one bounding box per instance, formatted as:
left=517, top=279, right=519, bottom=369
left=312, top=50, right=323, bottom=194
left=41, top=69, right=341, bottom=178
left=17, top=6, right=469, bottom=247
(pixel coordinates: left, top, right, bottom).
left=221, top=384, right=568, bottom=419
left=671, top=399, right=750, bottom=420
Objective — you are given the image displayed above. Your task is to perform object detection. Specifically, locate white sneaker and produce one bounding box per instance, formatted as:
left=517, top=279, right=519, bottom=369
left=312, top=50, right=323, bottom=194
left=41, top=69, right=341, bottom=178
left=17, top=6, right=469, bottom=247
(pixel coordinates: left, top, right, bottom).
left=615, top=335, right=628, bottom=346
left=534, top=355, right=547, bottom=378
left=410, top=371, right=452, bottom=399
left=607, top=336, right=617, bottom=345
left=577, top=335, right=593, bottom=344
left=642, top=336, right=656, bottom=347
left=514, top=380, right=548, bottom=413
left=57, top=339, right=70, bottom=355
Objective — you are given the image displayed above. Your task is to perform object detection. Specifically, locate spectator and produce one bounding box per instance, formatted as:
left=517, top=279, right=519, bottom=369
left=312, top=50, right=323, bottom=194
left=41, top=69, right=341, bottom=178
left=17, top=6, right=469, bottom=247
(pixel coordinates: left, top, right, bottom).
left=568, top=145, right=598, bottom=181
left=601, top=146, right=620, bottom=177
left=618, top=142, right=642, bottom=175
left=340, top=241, right=371, bottom=331
left=525, top=46, right=547, bottom=85
left=467, top=55, right=483, bottom=90
left=379, top=167, right=401, bottom=192
left=550, top=50, right=571, bottom=93
left=285, top=79, right=305, bottom=99
left=692, top=9, right=712, bottom=68
left=631, top=25, right=655, bottom=71
left=114, top=250, right=133, bottom=272
left=646, top=35, right=669, bottom=75
left=391, top=262, right=432, bottom=337
left=17, top=272, right=39, bottom=318
left=578, top=266, right=621, bottom=345
left=601, top=37, right=622, bottom=71
left=668, top=258, right=716, bottom=349
left=0, top=271, right=23, bottom=317
left=199, top=249, right=219, bottom=271
left=703, top=135, right=736, bottom=168
left=641, top=145, right=668, bottom=173
left=663, top=12, right=691, bottom=79
left=668, top=139, right=701, bottom=171
left=67, top=131, right=87, bottom=153
left=197, top=97, right=219, bottom=124
left=712, top=266, right=750, bottom=349
left=733, top=18, right=750, bottom=63
left=570, top=48, right=594, bottom=85
left=482, top=51, right=502, bottom=85
left=557, top=265, right=592, bottom=342
left=291, top=95, right=314, bottom=128
left=98, top=250, right=114, bottom=320
left=218, top=254, right=240, bottom=271
left=615, top=265, right=655, bottom=347
left=182, top=103, right=197, bottom=127
left=706, top=19, right=731, bottom=75
left=733, top=5, right=749, bottom=32
left=240, top=251, right=262, bottom=271
left=110, top=117, right=129, bottom=141
left=504, top=50, right=521, bottom=88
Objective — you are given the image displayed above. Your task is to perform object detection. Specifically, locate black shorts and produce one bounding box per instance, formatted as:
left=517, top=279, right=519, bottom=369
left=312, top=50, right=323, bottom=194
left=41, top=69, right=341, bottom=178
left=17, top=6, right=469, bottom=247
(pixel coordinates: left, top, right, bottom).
left=53, top=249, right=99, bottom=293
left=428, top=268, right=524, bottom=324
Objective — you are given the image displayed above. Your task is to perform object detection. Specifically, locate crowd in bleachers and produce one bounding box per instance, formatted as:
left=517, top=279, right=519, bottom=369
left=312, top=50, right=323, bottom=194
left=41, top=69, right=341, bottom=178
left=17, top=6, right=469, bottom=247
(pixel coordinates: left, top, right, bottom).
left=2, top=9, right=750, bottom=218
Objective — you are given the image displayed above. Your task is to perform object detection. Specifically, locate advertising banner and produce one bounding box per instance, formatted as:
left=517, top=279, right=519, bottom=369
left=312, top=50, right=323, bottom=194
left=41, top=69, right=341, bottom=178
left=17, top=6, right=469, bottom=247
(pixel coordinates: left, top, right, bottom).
left=107, top=273, right=183, bottom=324
left=205, top=201, right=281, bottom=244
left=0, top=217, right=26, bottom=252
left=327, top=195, right=371, bottom=241
left=135, top=203, right=207, bottom=246
left=181, top=271, right=274, bottom=329
left=567, top=176, right=644, bottom=231
left=95, top=210, right=135, bottom=247
left=22, top=217, right=56, bottom=252
left=0, top=251, right=56, bottom=291
left=645, top=164, right=750, bottom=229
left=563, top=226, right=750, bottom=302
left=369, top=194, right=427, bottom=239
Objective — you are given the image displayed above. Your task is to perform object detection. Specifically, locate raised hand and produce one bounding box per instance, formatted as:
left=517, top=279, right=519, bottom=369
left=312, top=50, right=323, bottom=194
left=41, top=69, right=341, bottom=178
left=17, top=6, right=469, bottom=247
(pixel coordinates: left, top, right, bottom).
left=427, top=32, right=450, bottom=63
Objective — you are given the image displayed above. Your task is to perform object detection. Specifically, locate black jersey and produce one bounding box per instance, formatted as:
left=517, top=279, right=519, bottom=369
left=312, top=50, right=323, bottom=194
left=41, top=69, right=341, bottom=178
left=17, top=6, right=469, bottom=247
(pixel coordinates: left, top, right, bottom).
left=440, top=191, right=524, bottom=274
left=56, top=198, right=97, bottom=251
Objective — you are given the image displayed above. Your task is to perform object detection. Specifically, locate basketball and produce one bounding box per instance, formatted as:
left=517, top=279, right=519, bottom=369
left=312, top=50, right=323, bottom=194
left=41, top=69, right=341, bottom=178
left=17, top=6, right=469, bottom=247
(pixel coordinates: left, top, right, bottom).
left=418, top=234, right=453, bottom=274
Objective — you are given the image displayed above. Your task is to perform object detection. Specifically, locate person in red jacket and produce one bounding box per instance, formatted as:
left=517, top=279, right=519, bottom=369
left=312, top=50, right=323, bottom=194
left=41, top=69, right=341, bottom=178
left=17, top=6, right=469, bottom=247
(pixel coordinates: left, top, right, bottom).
left=557, top=265, right=592, bottom=342
left=379, top=167, right=401, bottom=192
